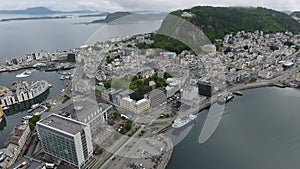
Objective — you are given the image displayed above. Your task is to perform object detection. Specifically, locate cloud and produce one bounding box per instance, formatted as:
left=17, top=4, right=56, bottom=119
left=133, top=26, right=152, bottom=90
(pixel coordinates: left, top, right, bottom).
left=0, top=0, right=300, bottom=12
left=78, top=0, right=123, bottom=11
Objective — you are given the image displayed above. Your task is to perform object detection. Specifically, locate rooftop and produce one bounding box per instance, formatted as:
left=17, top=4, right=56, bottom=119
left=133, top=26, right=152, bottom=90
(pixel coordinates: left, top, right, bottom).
left=38, top=113, right=87, bottom=135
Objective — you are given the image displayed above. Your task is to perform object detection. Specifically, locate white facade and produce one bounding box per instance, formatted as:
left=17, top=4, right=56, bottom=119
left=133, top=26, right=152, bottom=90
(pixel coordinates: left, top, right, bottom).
left=37, top=114, right=93, bottom=169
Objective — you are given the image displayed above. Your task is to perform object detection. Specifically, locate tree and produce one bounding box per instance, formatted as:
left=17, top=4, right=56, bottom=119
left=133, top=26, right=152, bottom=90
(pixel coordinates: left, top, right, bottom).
left=124, top=120, right=133, bottom=131
left=29, top=115, right=41, bottom=130
left=163, top=72, right=173, bottom=79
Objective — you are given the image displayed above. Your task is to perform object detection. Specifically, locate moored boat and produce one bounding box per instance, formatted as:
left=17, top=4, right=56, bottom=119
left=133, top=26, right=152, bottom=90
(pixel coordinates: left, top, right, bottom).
left=172, top=114, right=197, bottom=129
left=16, top=70, right=32, bottom=78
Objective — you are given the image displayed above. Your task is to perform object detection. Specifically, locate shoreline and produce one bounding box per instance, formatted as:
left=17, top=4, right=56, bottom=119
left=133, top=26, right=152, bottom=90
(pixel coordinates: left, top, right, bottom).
left=162, top=81, right=288, bottom=168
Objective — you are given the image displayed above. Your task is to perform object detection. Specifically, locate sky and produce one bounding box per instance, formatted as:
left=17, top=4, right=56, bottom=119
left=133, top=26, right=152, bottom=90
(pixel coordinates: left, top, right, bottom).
left=0, top=0, right=300, bottom=12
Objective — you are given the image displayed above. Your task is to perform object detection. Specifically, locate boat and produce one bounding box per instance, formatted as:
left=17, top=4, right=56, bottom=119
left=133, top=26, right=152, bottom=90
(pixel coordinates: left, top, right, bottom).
left=0, top=154, right=5, bottom=162
left=0, top=67, right=6, bottom=73
left=22, top=115, right=33, bottom=120
left=233, top=91, right=243, bottom=96
left=65, top=75, right=71, bottom=80
left=59, top=75, right=65, bottom=80
left=217, top=92, right=234, bottom=104
left=16, top=70, right=32, bottom=78
left=27, top=103, right=40, bottom=113
left=172, top=114, right=197, bottom=129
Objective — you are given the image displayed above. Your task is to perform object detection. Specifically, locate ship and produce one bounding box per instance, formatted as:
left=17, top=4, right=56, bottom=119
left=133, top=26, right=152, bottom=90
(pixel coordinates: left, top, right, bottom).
left=172, top=114, right=197, bottom=129
left=0, top=80, right=51, bottom=109
left=16, top=70, right=32, bottom=78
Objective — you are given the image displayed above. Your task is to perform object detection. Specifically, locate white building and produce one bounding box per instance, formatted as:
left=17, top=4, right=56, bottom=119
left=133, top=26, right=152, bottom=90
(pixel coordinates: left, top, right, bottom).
left=165, top=78, right=181, bottom=98
left=37, top=114, right=93, bottom=169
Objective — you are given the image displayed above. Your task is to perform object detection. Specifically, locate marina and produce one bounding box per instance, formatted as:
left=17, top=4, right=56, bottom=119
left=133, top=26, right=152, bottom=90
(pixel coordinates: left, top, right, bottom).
left=0, top=69, right=68, bottom=149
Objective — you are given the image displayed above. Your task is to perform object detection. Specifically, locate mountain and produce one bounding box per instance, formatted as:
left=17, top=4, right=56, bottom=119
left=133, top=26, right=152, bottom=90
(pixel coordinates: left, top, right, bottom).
left=90, top=11, right=166, bottom=24
left=92, top=12, right=133, bottom=23
left=0, top=7, right=97, bottom=15
left=168, top=6, right=300, bottom=42
left=137, top=6, right=300, bottom=54
left=282, top=10, right=293, bottom=15
left=290, top=11, right=300, bottom=19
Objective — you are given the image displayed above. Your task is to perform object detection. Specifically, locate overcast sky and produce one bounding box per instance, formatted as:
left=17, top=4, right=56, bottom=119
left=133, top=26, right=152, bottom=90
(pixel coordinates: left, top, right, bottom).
left=0, top=0, right=300, bottom=12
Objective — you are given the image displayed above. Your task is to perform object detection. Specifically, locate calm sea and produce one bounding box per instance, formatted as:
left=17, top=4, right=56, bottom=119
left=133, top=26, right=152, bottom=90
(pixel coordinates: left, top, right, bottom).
left=167, top=87, right=300, bottom=169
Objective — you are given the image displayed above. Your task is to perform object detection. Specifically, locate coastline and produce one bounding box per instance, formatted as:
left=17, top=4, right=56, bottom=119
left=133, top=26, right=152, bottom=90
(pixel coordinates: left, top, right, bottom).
left=162, top=81, right=286, bottom=168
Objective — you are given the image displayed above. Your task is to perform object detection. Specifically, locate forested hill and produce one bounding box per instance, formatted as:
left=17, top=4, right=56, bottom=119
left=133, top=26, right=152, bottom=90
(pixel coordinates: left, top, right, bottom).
left=291, top=11, right=300, bottom=19
left=169, top=6, right=300, bottom=42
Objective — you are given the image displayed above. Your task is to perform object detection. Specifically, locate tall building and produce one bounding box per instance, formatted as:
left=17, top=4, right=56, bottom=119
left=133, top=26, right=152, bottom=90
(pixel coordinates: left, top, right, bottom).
left=37, top=114, right=93, bottom=169
left=197, top=81, right=212, bottom=97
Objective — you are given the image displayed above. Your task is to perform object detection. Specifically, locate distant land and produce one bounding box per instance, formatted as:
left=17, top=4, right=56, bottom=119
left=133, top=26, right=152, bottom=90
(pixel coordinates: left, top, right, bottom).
left=92, top=12, right=133, bottom=23
left=89, top=11, right=167, bottom=24
left=0, top=7, right=108, bottom=22
left=0, top=6, right=98, bottom=15
left=137, top=6, right=300, bottom=54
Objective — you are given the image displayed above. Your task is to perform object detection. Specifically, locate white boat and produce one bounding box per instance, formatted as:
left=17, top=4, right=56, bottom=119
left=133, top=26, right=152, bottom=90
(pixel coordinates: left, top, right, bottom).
left=172, top=114, right=197, bottom=129
left=31, top=103, right=40, bottom=109
left=0, top=154, right=5, bottom=162
left=16, top=70, right=32, bottom=78
left=59, top=75, right=65, bottom=80
left=22, top=115, right=33, bottom=120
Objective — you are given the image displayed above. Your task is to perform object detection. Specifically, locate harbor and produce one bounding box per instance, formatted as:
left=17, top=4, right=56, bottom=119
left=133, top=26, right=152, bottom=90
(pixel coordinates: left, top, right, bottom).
left=0, top=69, right=69, bottom=149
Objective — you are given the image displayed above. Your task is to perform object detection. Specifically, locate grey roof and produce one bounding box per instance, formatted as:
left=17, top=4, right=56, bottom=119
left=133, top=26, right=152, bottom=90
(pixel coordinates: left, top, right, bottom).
left=39, top=114, right=87, bottom=135
left=118, top=89, right=134, bottom=97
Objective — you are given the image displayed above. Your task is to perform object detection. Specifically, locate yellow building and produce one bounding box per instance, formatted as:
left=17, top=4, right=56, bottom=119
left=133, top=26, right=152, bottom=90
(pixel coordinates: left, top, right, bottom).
left=0, top=87, right=9, bottom=94
left=0, top=106, right=4, bottom=119
left=202, top=44, right=217, bottom=53
left=120, top=97, right=150, bottom=114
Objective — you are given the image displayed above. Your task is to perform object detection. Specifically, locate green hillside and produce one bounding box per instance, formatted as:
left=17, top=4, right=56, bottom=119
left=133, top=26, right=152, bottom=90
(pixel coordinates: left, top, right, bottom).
left=291, top=11, right=300, bottom=18
left=137, top=6, right=300, bottom=54
left=171, top=6, right=300, bottom=42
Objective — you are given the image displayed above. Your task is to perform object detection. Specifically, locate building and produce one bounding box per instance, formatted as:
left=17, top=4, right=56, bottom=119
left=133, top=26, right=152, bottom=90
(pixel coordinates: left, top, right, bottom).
left=37, top=114, right=93, bottom=169
left=2, top=122, right=30, bottom=168
left=87, top=103, right=113, bottom=132
left=67, top=53, right=76, bottom=62
left=182, top=86, right=198, bottom=101
left=120, top=97, right=150, bottom=113
left=181, top=12, right=193, bottom=18
left=73, top=100, right=113, bottom=132
left=197, top=81, right=212, bottom=97
left=202, top=44, right=217, bottom=53
left=165, top=78, right=181, bottom=98
left=148, top=89, right=167, bottom=106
